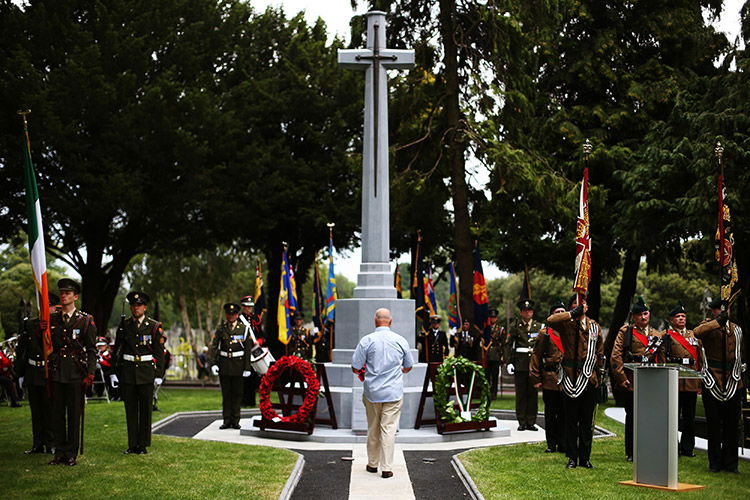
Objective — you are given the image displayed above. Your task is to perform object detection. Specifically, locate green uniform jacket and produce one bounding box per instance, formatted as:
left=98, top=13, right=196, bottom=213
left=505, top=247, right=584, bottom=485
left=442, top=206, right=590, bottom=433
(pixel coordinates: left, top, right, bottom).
left=210, top=321, right=251, bottom=376
left=49, top=310, right=97, bottom=383
left=15, top=319, right=48, bottom=386
left=504, top=319, right=544, bottom=372
left=114, top=316, right=165, bottom=384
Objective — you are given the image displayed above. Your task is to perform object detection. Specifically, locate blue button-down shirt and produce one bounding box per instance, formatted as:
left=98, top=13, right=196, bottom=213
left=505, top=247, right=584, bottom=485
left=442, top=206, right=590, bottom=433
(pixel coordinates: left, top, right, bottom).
left=352, top=326, right=414, bottom=403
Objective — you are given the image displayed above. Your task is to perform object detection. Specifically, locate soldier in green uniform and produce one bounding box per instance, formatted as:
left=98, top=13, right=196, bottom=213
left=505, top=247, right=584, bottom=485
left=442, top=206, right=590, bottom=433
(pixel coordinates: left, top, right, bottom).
left=48, top=278, right=97, bottom=466
left=290, top=311, right=313, bottom=360
left=481, top=309, right=503, bottom=399
left=662, top=302, right=701, bottom=457
left=210, top=303, right=252, bottom=429
left=504, top=299, right=544, bottom=431
left=15, top=293, right=58, bottom=454
left=453, top=318, right=479, bottom=361
left=610, top=296, right=662, bottom=462
left=111, top=291, right=165, bottom=454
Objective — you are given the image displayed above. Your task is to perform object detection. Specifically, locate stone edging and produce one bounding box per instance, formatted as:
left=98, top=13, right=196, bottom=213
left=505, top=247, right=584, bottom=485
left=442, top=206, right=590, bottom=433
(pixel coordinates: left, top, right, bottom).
left=451, top=451, right=484, bottom=500
left=278, top=453, right=305, bottom=500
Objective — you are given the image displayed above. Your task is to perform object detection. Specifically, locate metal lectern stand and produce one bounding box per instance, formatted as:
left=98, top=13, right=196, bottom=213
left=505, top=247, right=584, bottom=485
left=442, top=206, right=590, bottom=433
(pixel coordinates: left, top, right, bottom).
left=619, top=364, right=704, bottom=492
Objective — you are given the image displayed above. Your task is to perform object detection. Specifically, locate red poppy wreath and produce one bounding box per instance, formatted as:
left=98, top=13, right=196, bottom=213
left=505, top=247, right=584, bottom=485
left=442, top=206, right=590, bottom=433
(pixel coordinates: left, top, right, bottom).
left=258, top=355, right=320, bottom=423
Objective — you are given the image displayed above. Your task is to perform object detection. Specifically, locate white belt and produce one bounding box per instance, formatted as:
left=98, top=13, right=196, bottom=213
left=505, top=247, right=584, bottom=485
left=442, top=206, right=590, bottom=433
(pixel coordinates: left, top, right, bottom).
left=123, top=354, right=153, bottom=362
left=28, top=359, right=46, bottom=367
left=516, top=347, right=532, bottom=353
left=219, top=351, right=244, bottom=358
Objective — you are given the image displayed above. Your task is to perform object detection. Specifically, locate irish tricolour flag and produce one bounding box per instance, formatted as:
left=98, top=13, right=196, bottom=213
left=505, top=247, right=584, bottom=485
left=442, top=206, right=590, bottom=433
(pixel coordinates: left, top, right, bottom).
left=22, top=118, right=52, bottom=370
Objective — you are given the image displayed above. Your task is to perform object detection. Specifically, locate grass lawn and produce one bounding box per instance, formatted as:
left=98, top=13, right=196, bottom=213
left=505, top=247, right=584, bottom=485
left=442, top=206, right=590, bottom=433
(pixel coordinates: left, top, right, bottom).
left=464, top=394, right=749, bottom=499
left=0, top=388, right=297, bottom=500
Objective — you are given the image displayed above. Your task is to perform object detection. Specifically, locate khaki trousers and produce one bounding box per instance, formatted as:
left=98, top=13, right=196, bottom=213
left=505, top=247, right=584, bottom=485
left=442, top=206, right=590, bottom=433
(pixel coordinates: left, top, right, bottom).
left=363, top=395, right=402, bottom=472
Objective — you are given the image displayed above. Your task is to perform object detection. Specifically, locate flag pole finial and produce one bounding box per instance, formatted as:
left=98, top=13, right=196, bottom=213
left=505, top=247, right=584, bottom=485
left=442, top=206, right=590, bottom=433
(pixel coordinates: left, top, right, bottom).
left=714, top=141, right=724, bottom=161
left=583, top=138, right=593, bottom=159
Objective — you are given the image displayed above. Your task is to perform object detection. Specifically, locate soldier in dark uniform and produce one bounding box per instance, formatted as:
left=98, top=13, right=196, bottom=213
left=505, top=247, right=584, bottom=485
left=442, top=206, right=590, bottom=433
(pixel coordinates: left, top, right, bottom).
left=111, top=291, right=165, bottom=454
left=504, top=299, right=544, bottom=431
left=610, top=296, right=663, bottom=462
left=48, top=278, right=97, bottom=466
left=547, top=295, right=604, bottom=469
left=418, top=315, right=449, bottom=363
left=662, top=302, right=701, bottom=458
left=453, top=318, right=479, bottom=361
left=290, top=311, right=313, bottom=360
left=239, top=296, right=264, bottom=407
left=314, top=320, right=333, bottom=363
left=210, top=303, right=252, bottom=429
left=15, top=294, right=57, bottom=454
left=694, top=298, right=746, bottom=473
left=530, top=300, right=566, bottom=453
left=481, top=309, right=503, bottom=399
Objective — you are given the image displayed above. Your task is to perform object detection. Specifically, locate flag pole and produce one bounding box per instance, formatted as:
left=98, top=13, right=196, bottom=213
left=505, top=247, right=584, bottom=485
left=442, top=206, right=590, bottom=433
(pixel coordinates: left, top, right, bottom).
left=714, top=141, right=728, bottom=317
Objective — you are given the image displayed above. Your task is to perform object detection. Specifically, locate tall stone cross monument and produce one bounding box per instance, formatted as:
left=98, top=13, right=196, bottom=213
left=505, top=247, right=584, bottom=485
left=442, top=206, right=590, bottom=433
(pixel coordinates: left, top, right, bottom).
left=329, top=11, right=424, bottom=429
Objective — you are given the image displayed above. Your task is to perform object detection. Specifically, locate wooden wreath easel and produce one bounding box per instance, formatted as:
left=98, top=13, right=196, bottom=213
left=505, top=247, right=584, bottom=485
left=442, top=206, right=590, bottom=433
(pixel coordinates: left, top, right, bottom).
left=254, top=362, right=318, bottom=435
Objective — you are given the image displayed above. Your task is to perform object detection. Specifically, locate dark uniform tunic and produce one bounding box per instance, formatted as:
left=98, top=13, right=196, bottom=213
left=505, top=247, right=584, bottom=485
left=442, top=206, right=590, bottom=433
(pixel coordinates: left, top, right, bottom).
left=49, top=309, right=97, bottom=460
left=210, top=320, right=251, bottom=426
left=662, top=327, right=701, bottom=457
left=611, top=324, right=662, bottom=458
left=15, top=318, right=53, bottom=451
left=504, top=318, right=544, bottom=427
left=481, top=323, right=504, bottom=399
left=530, top=327, right=565, bottom=452
left=694, top=318, right=745, bottom=472
left=290, top=326, right=313, bottom=360
left=453, top=327, right=479, bottom=361
left=419, top=328, right=449, bottom=363
left=113, top=316, right=165, bottom=451
left=547, top=312, right=604, bottom=465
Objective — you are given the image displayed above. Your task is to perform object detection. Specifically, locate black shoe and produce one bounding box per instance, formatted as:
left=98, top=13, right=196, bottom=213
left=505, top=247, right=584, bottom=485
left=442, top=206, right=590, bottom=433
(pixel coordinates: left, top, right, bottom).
left=626, top=456, right=633, bottom=462
left=123, top=448, right=139, bottom=454
left=65, top=457, right=77, bottom=466
left=544, top=447, right=556, bottom=453
left=517, top=425, right=526, bottom=431
left=527, top=425, right=538, bottom=431
left=24, top=446, right=46, bottom=454
left=366, top=465, right=378, bottom=473
left=219, top=424, right=231, bottom=429
left=381, top=471, right=393, bottom=478
left=580, top=460, right=593, bottom=469
left=231, top=423, right=241, bottom=429
left=137, top=447, right=148, bottom=454
left=680, top=451, right=696, bottom=457
left=566, top=459, right=577, bottom=469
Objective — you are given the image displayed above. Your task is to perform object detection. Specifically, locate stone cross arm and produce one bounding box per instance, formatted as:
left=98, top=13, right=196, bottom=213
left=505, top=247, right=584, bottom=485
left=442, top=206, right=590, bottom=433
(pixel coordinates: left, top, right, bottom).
left=338, top=48, right=415, bottom=70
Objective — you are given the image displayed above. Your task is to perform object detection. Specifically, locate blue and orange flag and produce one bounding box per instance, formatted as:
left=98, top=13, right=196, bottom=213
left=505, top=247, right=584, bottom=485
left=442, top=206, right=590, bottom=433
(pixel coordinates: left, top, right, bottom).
left=313, top=259, right=325, bottom=331
left=473, top=241, right=490, bottom=338
left=425, top=264, right=437, bottom=315
left=325, top=226, right=337, bottom=323
left=277, top=244, right=297, bottom=345
left=254, top=258, right=266, bottom=320
left=448, top=262, right=461, bottom=330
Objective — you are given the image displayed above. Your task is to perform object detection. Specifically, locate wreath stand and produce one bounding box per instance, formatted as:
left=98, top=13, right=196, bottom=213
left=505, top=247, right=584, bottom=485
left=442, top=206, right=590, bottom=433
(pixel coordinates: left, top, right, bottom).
left=436, top=372, right=496, bottom=434
left=414, top=362, right=441, bottom=429
left=254, top=361, right=318, bottom=435
left=313, top=362, right=338, bottom=429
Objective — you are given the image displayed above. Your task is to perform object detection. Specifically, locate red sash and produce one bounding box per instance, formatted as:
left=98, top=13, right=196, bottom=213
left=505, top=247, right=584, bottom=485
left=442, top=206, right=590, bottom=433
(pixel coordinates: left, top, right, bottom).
left=631, top=327, right=649, bottom=347
left=547, top=328, right=564, bottom=354
left=668, top=329, right=697, bottom=361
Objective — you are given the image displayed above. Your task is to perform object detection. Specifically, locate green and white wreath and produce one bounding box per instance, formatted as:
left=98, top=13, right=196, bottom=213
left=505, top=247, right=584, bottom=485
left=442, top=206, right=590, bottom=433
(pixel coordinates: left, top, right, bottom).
left=433, top=356, right=491, bottom=423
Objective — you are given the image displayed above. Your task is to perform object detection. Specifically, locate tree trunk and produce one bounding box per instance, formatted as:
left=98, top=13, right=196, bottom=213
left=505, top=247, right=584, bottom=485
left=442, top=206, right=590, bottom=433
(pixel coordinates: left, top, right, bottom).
left=265, top=242, right=284, bottom=359
left=605, top=248, right=640, bottom=357
left=80, top=250, right=132, bottom=334
left=438, top=0, right=474, bottom=325
left=195, top=299, right=204, bottom=333
left=205, top=300, right=214, bottom=343
left=178, top=294, right=196, bottom=357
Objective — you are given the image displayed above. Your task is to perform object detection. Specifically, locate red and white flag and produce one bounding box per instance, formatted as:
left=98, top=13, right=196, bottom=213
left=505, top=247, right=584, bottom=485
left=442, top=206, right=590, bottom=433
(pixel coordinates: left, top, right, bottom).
left=573, top=167, right=591, bottom=299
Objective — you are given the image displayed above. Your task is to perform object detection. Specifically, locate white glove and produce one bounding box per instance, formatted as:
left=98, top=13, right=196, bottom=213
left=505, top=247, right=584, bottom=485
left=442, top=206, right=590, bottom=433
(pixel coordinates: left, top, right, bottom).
left=18, top=376, right=24, bottom=387
left=110, top=374, right=119, bottom=388
left=506, top=363, right=515, bottom=375
left=154, top=377, right=163, bottom=386
left=313, top=326, right=319, bottom=334
left=211, top=365, right=220, bottom=376
left=242, top=370, right=251, bottom=377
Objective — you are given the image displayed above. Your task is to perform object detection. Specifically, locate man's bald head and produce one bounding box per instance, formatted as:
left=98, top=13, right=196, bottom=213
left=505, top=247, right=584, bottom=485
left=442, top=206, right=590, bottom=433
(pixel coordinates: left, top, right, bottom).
left=374, top=308, right=392, bottom=327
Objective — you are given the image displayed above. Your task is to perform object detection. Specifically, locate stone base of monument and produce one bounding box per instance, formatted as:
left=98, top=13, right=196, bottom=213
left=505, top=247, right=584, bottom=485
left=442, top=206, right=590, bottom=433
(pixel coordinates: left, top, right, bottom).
left=240, top=416, right=510, bottom=444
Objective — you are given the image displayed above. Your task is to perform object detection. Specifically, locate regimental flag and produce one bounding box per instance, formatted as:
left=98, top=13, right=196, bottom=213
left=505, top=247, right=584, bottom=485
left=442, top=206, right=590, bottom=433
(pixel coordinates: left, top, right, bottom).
left=254, top=259, right=266, bottom=320
left=425, top=264, right=437, bottom=315
left=325, top=233, right=337, bottom=323
left=394, top=265, right=403, bottom=298
left=716, top=167, right=739, bottom=304
left=277, top=246, right=297, bottom=345
left=411, top=232, right=426, bottom=315
left=312, top=260, right=325, bottom=331
left=521, top=264, right=532, bottom=301
left=573, top=165, right=591, bottom=300
left=473, top=241, right=490, bottom=339
left=448, top=262, right=461, bottom=330
left=21, top=116, right=51, bottom=374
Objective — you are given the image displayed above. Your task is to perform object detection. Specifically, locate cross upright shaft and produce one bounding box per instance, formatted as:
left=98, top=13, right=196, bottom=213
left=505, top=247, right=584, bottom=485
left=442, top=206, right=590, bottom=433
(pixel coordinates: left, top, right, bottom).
left=338, top=11, right=414, bottom=297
